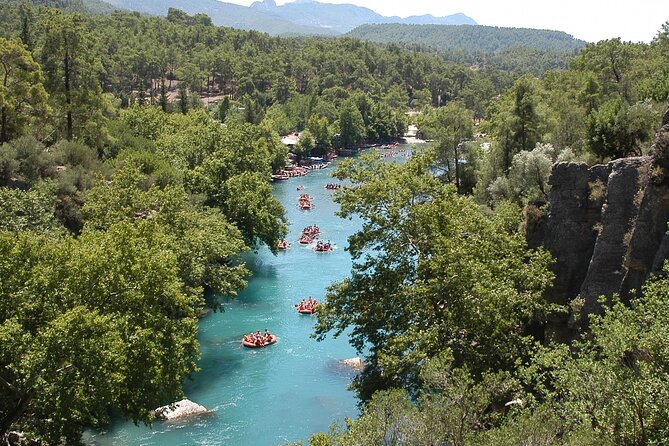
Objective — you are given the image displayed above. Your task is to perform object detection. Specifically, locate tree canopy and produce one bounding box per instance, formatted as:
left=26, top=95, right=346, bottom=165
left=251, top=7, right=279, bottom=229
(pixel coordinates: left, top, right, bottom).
left=315, top=153, right=554, bottom=398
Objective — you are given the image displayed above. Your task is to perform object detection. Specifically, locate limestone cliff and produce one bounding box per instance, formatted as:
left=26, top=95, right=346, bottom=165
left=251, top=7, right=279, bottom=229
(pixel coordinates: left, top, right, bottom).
left=532, top=110, right=669, bottom=338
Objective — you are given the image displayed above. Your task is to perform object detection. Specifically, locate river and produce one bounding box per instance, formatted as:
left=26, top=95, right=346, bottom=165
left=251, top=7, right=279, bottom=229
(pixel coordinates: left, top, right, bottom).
left=87, top=145, right=415, bottom=446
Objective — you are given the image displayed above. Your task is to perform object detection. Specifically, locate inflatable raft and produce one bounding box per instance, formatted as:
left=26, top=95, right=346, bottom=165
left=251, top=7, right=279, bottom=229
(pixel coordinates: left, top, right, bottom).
left=298, top=307, right=317, bottom=314
left=242, top=335, right=277, bottom=348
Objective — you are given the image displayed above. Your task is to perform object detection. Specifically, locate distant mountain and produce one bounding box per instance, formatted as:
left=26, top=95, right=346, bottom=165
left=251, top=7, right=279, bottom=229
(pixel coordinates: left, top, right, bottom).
left=402, top=13, right=475, bottom=26
left=102, top=0, right=339, bottom=35
left=347, top=23, right=587, bottom=54
left=251, top=0, right=476, bottom=34
left=99, top=0, right=475, bottom=36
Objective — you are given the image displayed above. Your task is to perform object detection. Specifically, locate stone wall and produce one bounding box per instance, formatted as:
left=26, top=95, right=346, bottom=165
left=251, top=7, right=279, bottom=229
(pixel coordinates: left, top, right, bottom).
left=533, top=111, right=669, bottom=337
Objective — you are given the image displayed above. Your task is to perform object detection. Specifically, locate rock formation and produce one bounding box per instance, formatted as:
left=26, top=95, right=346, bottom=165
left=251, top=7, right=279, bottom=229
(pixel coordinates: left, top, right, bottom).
left=154, top=399, right=209, bottom=421
left=532, top=110, right=669, bottom=339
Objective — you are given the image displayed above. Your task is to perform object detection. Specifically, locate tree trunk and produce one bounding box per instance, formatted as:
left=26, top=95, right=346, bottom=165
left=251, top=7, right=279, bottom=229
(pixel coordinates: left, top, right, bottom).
left=0, top=395, right=30, bottom=440
left=454, top=143, right=460, bottom=193
left=1, top=67, right=8, bottom=142
left=64, top=46, right=73, bottom=140
left=0, top=106, right=8, bottom=143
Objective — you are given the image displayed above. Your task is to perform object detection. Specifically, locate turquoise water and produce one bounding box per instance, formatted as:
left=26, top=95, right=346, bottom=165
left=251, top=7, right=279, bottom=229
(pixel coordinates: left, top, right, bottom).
left=88, top=146, right=414, bottom=446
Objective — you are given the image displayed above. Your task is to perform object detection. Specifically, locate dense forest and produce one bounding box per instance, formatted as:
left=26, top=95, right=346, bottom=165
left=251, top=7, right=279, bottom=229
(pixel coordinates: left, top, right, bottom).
left=1, top=0, right=669, bottom=444
left=348, top=23, right=587, bottom=74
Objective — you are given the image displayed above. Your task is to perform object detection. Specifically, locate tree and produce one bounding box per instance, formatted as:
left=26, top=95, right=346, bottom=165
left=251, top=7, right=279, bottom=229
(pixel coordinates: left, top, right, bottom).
left=572, top=39, right=635, bottom=101
left=82, top=161, right=249, bottom=304
left=0, top=186, right=63, bottom=233
left=177, top=82, right=189, bottom=114
left=511, top=75, right=542, bottom=154
left=218, top=96, right=231, bottom=123
left=39, top=10, right=105, bottom=143
left=306, top=114, right=331, bottom=153
left=488, top=143, right=576, bottom=205
left=18, top=5, right=34, bottom=52
left=124, top=110, right=288, bottom=251
left=0, top=38, right=49, bottom=143
left=485, top=75, right=543, bottom=174
left=588, top=98, right=658, bottom=159
left=0, top=223, right=201, bottom=443
left=421, top=101, right=473, bottom=192
left=315, top=153, right=554, bottom=398
left=159, top=78, right=168, bottom=112
left=0, top=136, right=52, bottom=187
left=335, top=98, right=365, bottom=148
left=293, top=129, right=315, bottom=163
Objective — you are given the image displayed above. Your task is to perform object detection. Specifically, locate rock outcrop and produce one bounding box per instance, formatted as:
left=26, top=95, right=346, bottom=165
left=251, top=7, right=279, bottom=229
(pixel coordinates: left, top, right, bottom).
left=533, top=112, right=669, bottom=338
left=154, top=399, right=209, bottom=421
left=341, top=357, right=365, bottom=370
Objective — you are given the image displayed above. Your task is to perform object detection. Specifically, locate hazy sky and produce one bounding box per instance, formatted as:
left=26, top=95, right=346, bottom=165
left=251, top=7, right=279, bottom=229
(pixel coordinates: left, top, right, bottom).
left=224, top=0, right=669, bottom=43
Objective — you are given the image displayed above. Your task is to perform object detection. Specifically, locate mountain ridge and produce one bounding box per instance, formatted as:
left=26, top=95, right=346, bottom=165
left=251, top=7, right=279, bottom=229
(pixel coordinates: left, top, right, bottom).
left=100, top=0, right=476, bottom=35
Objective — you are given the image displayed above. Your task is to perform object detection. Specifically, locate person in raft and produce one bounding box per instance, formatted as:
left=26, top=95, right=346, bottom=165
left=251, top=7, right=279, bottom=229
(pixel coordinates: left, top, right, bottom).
left=254, top=330, right=264, bottom=346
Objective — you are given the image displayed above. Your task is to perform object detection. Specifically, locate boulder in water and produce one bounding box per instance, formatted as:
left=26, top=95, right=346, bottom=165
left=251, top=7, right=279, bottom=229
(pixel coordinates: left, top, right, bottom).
left=341, top=357, right=364, bottom=370
left=155, top=399, right=209, bottom=421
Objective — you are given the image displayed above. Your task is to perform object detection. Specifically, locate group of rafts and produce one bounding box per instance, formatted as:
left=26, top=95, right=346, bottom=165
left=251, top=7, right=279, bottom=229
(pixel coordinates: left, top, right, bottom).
left=278, top=225, right=333, bottom=252
left=242, top=297, right=319, bottom=348
left=295, top=225, right=334, bottom=252
left=244, top=187, right=335, bottom=347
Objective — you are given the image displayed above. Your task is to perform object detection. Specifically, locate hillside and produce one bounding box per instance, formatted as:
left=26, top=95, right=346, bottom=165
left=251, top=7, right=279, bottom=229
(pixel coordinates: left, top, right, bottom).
left=347, top=23, right=588, bottom=74
left=2, top=0, right=118, bottom=14
left=348, top=23, right=587, bottom=54
left=82, top=0, right=117, bottom=14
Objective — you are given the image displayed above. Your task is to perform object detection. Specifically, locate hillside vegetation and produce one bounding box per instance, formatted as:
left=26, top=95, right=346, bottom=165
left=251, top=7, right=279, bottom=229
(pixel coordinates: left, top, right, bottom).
left=348, top=23, right=587, bottom=74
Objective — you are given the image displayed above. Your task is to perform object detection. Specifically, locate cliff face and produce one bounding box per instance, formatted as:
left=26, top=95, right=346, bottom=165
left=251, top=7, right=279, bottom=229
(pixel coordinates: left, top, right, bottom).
left=534, top=111, right=669, bottom=337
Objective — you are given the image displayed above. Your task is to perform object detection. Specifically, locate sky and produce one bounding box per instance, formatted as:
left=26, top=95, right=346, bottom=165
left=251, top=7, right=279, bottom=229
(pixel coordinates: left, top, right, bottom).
left=225, top=0, right=669, bottom=43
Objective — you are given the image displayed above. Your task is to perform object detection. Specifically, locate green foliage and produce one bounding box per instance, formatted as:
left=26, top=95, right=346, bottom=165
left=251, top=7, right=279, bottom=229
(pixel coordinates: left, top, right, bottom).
left=0, top=223, right=200, bottom=441
left=484, top=74, right=544, bottom=175
left=121, top=107, right=288, bottom=250
left=82, top=161, right=249, bottom=303
left=521, top=269, right=669, bottom=445
left=487, top=143, right=577, bottom=206
left=0, top=37, right=49, bottom=143
left=473, top=404, right=603, bottom=446
left=0, top=136, right=50, bottom=186
left=305, top=352, right=518, bottom=446
left=349, top=24, right=586, bottom=54
left=0, top=185, right=64, bottom=233
left=316, top=153, right=554, bottom=398
left=306, top=114, right=332, bottom=152
left=334, top=98, right=365, bottom=148
left=419, top=102, right=473, bottom=191
left=588, top=98, right=659, bottom=159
